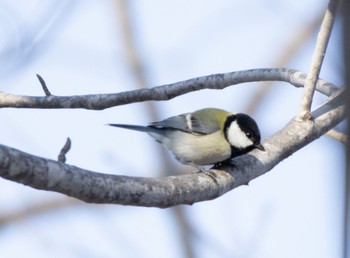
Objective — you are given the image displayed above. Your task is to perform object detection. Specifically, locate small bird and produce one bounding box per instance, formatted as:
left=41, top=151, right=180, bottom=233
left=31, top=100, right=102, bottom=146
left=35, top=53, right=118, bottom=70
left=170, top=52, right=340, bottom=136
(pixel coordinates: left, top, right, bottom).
left=109, top=108, right=265, bottom=168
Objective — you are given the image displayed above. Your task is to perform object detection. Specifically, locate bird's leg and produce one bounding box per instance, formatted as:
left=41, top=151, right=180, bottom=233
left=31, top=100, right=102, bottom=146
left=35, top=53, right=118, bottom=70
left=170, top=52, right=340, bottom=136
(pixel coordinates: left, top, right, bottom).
left=212, top=158, right=236, bottom=169
left=187, top=164, right=207, bottom=173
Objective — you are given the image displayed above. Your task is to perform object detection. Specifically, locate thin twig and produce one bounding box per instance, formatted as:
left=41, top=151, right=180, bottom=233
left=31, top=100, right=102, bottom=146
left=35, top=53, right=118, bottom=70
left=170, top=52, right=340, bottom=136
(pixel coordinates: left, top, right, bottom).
left=326, top=129, right=347, bottom=144
left=298, top=0, right=341, bottom=120
left=36, top=74, right=52, bottom=96
left=58, top=137, right=71, bottom=163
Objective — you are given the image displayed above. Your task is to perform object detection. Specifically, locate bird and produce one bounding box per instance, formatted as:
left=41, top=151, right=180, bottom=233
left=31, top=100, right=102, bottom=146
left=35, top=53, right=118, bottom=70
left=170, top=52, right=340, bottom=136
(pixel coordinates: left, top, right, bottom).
left=108, top=108, right=265, bottom=169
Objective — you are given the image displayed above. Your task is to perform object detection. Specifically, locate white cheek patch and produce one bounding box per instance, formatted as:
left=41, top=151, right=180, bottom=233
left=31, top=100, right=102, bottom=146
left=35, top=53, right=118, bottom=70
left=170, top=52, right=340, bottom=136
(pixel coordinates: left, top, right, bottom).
left=227, top=121, right=253, bottom=149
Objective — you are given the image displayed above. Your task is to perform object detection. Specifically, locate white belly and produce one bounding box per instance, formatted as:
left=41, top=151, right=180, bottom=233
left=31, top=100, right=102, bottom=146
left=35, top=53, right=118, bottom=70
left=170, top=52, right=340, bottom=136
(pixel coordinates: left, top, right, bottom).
left=159, top=130, right=231, bottom=165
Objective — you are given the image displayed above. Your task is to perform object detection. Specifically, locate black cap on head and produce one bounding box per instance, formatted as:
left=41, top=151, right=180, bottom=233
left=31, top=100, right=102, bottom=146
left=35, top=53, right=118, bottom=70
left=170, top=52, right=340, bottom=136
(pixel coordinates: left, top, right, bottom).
left=224, top=113, right=265, bottom=154
left=235, top=113, right=261, bottom=143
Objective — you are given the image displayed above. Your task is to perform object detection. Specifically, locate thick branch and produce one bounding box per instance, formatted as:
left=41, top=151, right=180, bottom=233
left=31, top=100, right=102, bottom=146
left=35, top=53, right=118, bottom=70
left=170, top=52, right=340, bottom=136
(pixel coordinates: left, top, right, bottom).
left=0, top=89, right=345, bottom=208
left=0, top=68, right=338, bottom=110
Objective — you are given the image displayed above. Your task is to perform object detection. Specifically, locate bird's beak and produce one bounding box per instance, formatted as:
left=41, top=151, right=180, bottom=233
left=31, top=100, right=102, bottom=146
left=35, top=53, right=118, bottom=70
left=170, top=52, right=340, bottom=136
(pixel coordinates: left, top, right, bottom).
left=254, top=142, right=265, bottom=151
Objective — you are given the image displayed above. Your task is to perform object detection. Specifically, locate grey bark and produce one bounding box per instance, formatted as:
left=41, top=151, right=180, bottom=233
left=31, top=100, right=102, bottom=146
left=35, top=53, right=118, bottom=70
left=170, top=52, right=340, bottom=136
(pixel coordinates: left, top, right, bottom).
left=0, top=68, right=338, bottom=110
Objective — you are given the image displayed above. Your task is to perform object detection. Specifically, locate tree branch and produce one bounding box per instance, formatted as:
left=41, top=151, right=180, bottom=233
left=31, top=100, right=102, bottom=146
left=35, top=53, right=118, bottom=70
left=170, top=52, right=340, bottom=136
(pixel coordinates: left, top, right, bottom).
left=57, top=137, right=71, bottom=163
left=0, top=88, right=345, bottom=208
left=326, top=129, right=347, bottom=144
left=36, top=74, right=52, bottom=96
left=0, top=197, right=79, bottom=225
left=0, top=68, right=338, bottom=110
left=298, top=0, right=341, bottom=120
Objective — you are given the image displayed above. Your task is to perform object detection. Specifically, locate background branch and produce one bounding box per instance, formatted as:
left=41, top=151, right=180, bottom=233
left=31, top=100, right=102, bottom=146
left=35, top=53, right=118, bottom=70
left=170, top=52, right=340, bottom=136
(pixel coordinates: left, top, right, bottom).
left=342, top=0, right=350, bottom=257
left=246, top=13, right=323, bottom=114
left=326, top=129, right=347, bottom=144
left=114, top=0, right=195, bottom=256
left=0, top=197, right=79, bottom=226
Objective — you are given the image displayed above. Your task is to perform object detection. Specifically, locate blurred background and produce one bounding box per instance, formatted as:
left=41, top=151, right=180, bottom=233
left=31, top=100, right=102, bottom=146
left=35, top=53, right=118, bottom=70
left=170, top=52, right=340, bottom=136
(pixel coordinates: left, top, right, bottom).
left=0, top=0, right=346, bottom=257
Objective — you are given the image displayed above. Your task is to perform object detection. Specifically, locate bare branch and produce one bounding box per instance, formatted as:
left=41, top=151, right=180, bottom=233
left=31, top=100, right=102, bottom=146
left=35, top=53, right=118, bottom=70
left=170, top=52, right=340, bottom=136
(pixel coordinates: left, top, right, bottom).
left=0, top=89, right=345, bottom=208
left=0, top=68, right=339, bottom=110
left=36, top=74, right=52, bottom=96
left=115, top=0, right=148, bottom=89
left=298, top=0, right=341, bottom=120
left=58, top=137, right=71, bottom=163
left=0, top=197, right=79, bottom=225
left=114, top=1, right=195, bottom=254
left=326, top=129, right=347, bottom=144
left=114, top=0, right=172, bottom=175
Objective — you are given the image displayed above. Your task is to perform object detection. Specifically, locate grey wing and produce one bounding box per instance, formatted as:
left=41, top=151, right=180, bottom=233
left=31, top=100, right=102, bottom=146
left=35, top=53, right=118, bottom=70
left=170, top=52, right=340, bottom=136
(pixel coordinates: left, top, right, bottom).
left=149, top=113, right=218, bottom=135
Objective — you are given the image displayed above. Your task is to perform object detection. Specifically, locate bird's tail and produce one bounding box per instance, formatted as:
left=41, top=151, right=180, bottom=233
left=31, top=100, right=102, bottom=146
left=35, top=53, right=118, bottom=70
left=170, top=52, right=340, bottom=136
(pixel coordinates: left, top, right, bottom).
left=108, top=123, right=158, bottom=133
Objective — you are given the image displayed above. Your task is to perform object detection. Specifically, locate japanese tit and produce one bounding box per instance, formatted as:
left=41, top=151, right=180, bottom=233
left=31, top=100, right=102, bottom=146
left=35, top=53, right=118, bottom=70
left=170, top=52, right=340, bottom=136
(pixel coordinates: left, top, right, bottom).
left=109, top=108, right=265, bottom=168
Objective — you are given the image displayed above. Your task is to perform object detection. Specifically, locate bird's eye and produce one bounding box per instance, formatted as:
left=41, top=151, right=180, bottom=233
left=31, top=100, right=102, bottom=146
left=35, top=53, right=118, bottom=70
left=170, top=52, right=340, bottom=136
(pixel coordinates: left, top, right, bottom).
left=246, top=132, right=252, bottom=139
